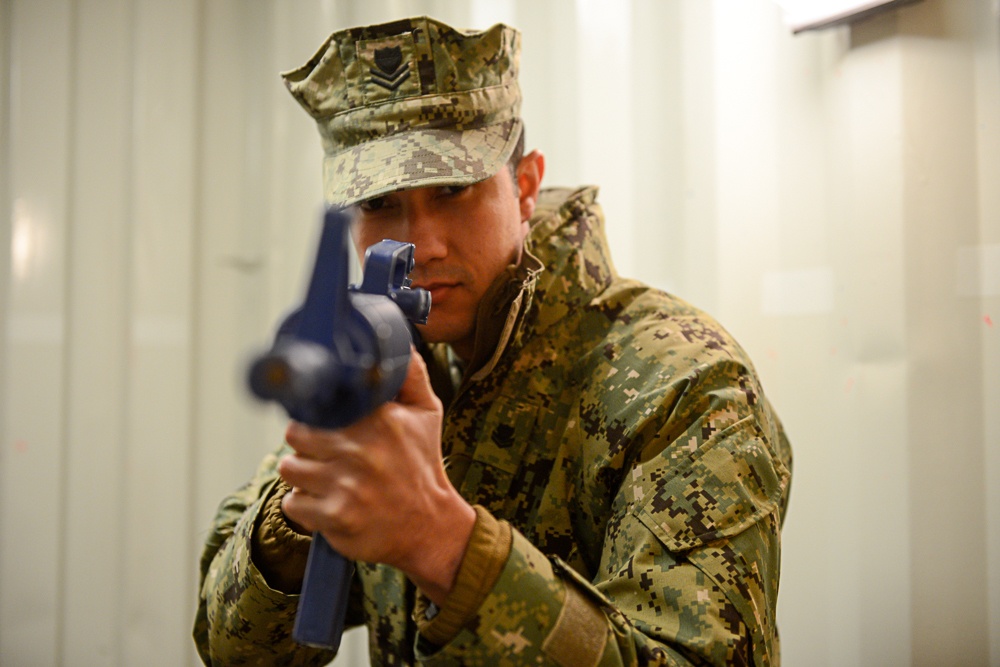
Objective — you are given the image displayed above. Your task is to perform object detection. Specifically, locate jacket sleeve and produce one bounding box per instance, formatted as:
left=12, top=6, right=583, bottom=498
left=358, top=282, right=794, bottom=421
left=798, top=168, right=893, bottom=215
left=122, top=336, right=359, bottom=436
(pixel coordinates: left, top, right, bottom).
left=413, top=359, right=791, bottom=666
left=412, top=508, right=781, bottom=667
left=192, top=447, right=335, bottom=667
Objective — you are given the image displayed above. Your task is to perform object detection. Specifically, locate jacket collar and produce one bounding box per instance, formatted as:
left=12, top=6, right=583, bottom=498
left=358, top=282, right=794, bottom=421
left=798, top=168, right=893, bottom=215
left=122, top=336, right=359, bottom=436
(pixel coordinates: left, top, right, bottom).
left=429, top=185, right=614, bottom=384
left=523, top=186, right=615, bottom=338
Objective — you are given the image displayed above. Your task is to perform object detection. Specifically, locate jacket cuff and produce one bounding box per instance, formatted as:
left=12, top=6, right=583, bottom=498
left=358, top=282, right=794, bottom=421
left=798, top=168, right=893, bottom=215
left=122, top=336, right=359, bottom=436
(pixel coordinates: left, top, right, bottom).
left=414, top=527, right=611, bottom=666
left=414, top=505, right=512, bottom=645
left=251, top=479, right=312, bottom=593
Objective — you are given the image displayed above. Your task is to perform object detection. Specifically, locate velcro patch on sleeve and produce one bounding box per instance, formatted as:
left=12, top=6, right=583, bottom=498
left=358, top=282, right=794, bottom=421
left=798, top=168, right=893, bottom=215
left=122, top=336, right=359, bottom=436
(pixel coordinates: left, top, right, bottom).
left=541, top=583, right=608, bottom=667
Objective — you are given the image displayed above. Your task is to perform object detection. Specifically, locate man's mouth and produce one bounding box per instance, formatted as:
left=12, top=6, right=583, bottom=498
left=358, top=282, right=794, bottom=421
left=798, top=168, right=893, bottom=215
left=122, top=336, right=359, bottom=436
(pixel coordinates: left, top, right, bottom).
left=417, top=283, right=458, bottom=304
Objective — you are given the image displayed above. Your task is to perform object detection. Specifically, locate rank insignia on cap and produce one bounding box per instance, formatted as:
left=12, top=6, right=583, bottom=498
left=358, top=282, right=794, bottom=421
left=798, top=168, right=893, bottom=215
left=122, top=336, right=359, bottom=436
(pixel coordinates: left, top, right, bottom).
left=371, top=46, right=409, bottom=90
left=357, top=35, right=420, bottom=103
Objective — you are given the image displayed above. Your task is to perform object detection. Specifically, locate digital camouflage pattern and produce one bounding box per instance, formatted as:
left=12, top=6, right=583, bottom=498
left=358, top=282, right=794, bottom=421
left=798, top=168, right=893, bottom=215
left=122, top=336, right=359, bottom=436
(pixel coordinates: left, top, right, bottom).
left=195, top=186, right=793, bottom=666
left=281, top=17, right=523, bottom=207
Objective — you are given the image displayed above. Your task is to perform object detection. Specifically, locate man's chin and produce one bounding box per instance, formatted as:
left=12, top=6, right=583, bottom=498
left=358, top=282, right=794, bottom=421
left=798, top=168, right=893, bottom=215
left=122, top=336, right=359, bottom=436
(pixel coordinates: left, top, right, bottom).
left=414, top=320, right=472, bottom=351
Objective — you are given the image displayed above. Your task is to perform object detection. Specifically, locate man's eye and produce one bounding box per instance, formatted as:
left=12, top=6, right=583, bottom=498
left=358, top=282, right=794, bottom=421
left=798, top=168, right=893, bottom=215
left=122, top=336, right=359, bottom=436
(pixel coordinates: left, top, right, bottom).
left=441, top=184, right=469, bottom=197
left=358, top=196, right=388, bottom=212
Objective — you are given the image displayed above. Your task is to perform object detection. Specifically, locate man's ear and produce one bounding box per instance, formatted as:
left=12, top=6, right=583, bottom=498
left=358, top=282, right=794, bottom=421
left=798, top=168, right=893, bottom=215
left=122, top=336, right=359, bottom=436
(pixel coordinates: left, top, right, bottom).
left=516, top=150, right=545, bottom=221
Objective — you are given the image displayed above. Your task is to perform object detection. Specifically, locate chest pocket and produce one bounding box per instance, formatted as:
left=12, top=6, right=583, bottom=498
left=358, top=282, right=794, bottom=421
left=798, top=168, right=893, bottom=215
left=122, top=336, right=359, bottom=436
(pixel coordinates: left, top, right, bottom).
left=445, top=396, right=542, bottom=518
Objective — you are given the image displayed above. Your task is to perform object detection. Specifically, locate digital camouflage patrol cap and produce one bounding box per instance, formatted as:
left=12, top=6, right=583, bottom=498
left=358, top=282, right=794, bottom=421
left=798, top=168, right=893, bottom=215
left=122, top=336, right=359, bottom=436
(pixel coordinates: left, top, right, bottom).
left=282, top=16, right=523, bottom=207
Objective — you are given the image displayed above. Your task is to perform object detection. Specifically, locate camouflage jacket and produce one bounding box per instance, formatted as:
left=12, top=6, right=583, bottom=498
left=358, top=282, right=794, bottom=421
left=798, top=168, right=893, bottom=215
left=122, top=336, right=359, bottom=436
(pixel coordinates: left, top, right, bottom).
left=195, top=186, right=792, bottom=666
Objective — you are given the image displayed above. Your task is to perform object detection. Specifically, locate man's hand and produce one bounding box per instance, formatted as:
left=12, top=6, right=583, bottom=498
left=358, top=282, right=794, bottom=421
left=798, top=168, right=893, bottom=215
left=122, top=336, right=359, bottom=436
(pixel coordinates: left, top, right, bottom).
left=278, top=349, right=476, bottom=605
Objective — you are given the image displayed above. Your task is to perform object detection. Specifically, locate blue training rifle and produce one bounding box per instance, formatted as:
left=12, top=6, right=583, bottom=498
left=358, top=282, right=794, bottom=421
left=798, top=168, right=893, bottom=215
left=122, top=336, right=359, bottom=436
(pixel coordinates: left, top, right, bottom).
left=247, top=206, right=430, bottom=650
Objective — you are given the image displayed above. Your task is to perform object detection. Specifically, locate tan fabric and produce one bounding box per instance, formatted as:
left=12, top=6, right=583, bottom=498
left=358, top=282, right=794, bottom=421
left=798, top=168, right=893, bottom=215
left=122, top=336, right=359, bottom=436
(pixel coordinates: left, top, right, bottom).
left=251, top=480, right=312, bottom=593
left=542, top=582, right=609, bottom=667
left=414, top=505, right=513, bottom=646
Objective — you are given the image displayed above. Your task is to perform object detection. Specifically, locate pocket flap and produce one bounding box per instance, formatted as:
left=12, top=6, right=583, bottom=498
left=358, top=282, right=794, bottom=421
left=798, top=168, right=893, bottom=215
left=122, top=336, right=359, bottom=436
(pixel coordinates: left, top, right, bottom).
left=634, top=416, right=789, bottom=552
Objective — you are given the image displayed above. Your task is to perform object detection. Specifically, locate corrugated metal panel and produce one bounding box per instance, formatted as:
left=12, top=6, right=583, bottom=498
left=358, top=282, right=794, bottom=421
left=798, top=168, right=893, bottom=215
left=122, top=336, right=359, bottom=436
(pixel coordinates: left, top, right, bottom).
left=2, top=1, right=74, bottom=664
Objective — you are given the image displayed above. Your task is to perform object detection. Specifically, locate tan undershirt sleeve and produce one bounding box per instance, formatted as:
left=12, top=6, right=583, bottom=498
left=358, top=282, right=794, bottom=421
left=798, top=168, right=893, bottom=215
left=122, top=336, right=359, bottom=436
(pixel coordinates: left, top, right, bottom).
left=414, top=505, right=513, bottom=646
left=251, top=479, right=312, bottom=593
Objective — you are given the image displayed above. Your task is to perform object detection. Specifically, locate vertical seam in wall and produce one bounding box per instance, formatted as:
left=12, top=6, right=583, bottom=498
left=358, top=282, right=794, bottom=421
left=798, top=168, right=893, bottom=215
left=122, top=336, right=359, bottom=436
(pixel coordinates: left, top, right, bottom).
left=119, top=0, right=138, bottom=663
left=57, top=0, right=81, bottom=664
left=186, top=0, right=208, bottom=649
left=0, top=0, right=12, bottom=653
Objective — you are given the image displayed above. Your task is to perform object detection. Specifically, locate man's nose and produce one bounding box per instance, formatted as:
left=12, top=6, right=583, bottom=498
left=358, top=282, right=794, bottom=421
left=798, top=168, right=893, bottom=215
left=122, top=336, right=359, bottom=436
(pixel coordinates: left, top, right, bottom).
left=404, top=206, right=447, bottom=264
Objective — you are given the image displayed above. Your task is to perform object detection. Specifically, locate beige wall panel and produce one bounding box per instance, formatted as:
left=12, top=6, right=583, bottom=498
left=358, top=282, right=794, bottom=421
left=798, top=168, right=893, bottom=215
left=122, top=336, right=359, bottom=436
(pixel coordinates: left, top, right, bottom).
left=899, top=2, right=989, bottom=662
left=514, top=0, right=569, bottom=175
left=826, top=16, right=913, bottom=664
left=677, top=0, right=719, bottom=314
left=0, top=1, right=72, bottom=664
left=0, top=0, right=9, bottom=359
left=630, top=0, right=684, bottom=294
left=121, top=0, right=199, bottom=663
left=573, top=1, right=636, bottom=273
left=265, top=0, right=339, bottom=326
left=970, top=2, right=1000, bottom=664
left=0, top=2, right=10, bottom=646
left=515, top=0, right=579, bottom=196
left=61, top=0, right=133, bottom=662
left=632, top=0, right=688, bottom=298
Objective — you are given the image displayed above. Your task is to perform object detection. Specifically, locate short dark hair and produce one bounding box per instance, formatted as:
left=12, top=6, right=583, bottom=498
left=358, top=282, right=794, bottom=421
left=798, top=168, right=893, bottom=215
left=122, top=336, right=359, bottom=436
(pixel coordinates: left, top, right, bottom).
left=507, top=124, right=525, bottom=195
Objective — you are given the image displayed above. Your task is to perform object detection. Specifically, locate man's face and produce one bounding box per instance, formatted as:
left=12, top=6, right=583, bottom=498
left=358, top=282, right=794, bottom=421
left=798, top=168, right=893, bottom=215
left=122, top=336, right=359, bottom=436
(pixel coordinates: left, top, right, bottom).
left=348, top=165, right=532, bottom=361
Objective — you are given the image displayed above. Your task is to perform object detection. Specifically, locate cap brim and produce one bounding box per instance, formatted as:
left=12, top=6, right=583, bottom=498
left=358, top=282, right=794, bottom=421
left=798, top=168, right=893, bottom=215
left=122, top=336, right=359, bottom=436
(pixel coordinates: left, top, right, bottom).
left=323, top=118, right=522, bottom=207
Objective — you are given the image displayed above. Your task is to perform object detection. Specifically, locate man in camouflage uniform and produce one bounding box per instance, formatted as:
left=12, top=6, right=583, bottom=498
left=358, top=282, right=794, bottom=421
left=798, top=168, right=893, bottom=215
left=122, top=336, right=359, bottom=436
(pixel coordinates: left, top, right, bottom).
left=194, top=16, right=792, bottom=666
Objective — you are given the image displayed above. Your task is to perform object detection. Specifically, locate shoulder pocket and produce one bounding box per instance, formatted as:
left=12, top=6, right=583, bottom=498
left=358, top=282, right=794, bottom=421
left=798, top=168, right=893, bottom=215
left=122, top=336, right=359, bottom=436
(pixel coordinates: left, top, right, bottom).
left=633, top=416, right=789, bottom=552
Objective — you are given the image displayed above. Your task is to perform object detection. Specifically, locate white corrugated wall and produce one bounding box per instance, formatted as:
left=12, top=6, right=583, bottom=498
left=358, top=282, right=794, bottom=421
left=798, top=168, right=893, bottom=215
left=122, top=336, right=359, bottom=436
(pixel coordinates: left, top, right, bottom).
left=1, top=1, right=997, bottom=665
